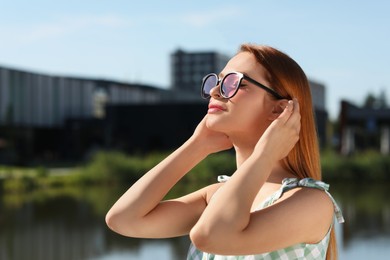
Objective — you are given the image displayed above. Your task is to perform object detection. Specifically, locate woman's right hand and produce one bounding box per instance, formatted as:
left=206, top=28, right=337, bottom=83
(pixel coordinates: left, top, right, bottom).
left=191, top=115, right=233, bottom=155
left=254, top=99, right=301, bottom=162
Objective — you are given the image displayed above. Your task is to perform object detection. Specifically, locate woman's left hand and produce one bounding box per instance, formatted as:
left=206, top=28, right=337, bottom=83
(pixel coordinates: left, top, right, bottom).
left=254, top=98, right=301, bottom=162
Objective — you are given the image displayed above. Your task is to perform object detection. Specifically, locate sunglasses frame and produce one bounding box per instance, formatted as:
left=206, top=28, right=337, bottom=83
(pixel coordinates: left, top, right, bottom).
left=201, top=71, right=285, bottom=100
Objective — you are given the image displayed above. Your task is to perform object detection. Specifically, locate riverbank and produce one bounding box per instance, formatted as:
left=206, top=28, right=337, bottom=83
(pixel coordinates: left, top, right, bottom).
left=1, top=150, right=389, bottom=193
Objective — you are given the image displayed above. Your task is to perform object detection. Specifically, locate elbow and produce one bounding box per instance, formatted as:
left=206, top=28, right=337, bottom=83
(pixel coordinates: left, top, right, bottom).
left=190, top=222, right=242, bottom=254
left=190, top=225, right=221, bottom=253
left=105, top=209, right=149, bottom=238
left=189, top=226, right=210, bottom=252
left=105, top=210, right=123, bottom=234
left=105, top=210, right=134, bottom=237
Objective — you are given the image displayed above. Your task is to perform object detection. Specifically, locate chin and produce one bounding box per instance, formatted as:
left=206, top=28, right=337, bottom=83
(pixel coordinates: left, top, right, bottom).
left=206, top=115, right=229, bottom=133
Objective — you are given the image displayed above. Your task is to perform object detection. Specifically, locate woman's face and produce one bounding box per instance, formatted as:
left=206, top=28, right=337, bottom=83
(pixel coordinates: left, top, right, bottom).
left=206, top=52, right=278, bottom=139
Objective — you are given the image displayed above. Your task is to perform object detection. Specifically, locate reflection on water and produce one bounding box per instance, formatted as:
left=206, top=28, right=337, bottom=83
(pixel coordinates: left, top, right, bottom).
left=0, top=182, right=389, bottom=260
left=0, top=186, right=190, bottom=260
left=331, top=182, right=390, bottom=259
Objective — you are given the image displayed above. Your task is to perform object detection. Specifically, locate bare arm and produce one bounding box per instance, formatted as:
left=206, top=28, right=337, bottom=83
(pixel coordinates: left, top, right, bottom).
left=105, top=116, right=232, bottom=238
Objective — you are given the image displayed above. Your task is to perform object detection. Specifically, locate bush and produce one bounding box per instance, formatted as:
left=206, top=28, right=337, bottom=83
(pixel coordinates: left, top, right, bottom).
left=321, top=150, right=390, bottom=181
left=186, top=151, right=235, bottom=183
left=1, top=149, right=389, bottom=193
left=68, top=151, right=169, bottom=185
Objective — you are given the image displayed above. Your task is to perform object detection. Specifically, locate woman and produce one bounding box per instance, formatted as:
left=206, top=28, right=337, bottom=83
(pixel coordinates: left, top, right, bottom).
left=106, top=44, right=344, bottom=259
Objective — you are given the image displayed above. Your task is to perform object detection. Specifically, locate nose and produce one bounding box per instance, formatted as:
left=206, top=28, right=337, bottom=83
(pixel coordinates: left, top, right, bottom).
left=209, top=82, right=223, bottom=99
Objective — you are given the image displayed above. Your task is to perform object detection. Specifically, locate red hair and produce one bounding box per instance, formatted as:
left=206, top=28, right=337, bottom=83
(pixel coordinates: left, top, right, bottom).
left=239, top=44, right=337, bottom=260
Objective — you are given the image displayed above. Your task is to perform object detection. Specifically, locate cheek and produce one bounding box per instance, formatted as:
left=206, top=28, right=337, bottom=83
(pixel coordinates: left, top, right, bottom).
left=231, top=93, right=269, bottom=122
left=244, top=110, right=266, bottom=127
left=232, top=103, right=268, bottom=130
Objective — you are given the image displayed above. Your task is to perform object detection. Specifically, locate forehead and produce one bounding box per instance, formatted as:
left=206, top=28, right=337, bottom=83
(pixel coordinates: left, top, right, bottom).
left=221, top=52, right=265, bottom=77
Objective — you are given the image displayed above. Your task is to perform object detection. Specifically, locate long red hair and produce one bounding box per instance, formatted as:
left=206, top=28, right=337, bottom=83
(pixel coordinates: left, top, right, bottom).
left=239, top=44, right=337, bottom=260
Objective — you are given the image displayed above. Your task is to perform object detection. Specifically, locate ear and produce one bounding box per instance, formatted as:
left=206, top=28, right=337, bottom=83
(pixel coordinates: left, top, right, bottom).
left=268, top=99, right=289, bottom=120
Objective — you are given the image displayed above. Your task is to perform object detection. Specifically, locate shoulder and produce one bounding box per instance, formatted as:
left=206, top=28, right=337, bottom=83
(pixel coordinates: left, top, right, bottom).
left=278, top=186, right=334, bottom=243
left=286, top=185, right=333, bottom=203
left=275, top=178, right=335, bottom=215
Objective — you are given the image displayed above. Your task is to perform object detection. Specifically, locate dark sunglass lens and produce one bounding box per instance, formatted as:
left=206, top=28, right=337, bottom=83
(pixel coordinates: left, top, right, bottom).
left=221, top=73, right=240, bottom=98
left=202, top=74, right=218, bottom=98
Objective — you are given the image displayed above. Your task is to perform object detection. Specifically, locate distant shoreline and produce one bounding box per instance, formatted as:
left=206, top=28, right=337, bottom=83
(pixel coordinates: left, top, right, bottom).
left=1, top=150, right=389, bottom=193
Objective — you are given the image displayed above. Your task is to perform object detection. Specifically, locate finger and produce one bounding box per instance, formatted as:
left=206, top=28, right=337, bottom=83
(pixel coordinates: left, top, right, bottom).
left=285, top=98, right=301, bottom=132
left=292, top=98, right=300, bottom=115
left=276, top=100, right=294, bottom=124
left=294, top=99, right=301, bottom=132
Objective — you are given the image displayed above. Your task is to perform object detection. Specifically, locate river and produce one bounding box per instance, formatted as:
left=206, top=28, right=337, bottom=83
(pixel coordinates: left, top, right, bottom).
left=0, top=181, right=389, bottom=260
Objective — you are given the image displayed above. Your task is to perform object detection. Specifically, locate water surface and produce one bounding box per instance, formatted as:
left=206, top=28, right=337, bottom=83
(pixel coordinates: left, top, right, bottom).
left=1, top=181, right=389, bottom=260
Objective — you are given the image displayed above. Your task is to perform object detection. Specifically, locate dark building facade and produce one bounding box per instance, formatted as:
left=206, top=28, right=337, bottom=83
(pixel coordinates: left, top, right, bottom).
left=104, top=103, right=207, bottom=153
left=171, top=49, right=230, bottom=94
left=0, top=66, right=171, bottom=164
left=339, top=100, right=390, bottom=155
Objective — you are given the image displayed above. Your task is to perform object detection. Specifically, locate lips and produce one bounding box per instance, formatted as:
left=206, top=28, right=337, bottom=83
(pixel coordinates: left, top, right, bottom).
left=208, top=103, right=226, bottom=113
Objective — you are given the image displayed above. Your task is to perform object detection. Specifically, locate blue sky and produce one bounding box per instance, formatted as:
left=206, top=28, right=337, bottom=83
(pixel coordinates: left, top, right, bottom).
left=1, top=0, right=389, bottom=119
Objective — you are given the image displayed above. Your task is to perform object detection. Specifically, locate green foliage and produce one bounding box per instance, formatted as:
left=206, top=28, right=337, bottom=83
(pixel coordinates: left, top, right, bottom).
left=66, top=151, right=167, bottom=185
left=1, top=149, right=389, bottom=193
left=321, top=150, right=390, bottom=181
left=36, top=166, right=49, bottom=178
left=165, top=151, right=236, bottom=198
left=185, top=151, right=236, bottom=184
left=363, top=90, right=388, bottom=109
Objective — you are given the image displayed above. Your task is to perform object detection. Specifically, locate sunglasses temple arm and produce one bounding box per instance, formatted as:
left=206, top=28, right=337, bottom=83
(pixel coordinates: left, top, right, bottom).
left=244, top=76, right=284, bottom=99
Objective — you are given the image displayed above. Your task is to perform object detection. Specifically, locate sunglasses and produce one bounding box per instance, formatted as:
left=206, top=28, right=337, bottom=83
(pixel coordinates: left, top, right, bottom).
left=201, top=71, right=285, bottom=100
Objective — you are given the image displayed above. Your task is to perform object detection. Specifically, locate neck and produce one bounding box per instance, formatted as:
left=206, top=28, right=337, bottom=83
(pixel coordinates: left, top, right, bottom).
left=229, top=131, right=262, bottom=167
left=233, top=144, right=255, bottom=167
left=233, top=139, right=294, bottom=184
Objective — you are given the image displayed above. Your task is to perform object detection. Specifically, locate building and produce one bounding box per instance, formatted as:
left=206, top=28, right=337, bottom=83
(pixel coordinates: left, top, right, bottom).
left=171, top=49, right=230, bottom=94
left=0, top=66, right=171, bottom=163
left=309, top=81, right=327, bottom=147
left=0, top=48, right=329, bottom=164
left=339, top=100, right=390, bottom=155
left=0, top=66, right=171, bottom=128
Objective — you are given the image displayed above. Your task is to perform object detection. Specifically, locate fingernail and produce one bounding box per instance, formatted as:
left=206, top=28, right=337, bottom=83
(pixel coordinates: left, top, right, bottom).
left=287, top=100, right=293, bottom=111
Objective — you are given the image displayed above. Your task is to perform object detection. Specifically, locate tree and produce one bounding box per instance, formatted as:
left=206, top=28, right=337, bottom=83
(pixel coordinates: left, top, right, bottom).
left=363, top=93, right=377, bottom=108
left=378, top=89, right=388, bottom=108
left=363, top=89, right=388, bottom=109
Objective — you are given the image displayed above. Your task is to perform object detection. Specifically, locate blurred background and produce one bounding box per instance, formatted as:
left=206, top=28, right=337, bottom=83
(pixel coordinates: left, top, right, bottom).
left=0, top=1, right=389, bottom=259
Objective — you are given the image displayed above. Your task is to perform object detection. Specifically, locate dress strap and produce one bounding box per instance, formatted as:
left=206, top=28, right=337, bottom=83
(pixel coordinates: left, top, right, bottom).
left=217, top=176, right=345, bottom=224
left=277, top=178, right=344, bottom=224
